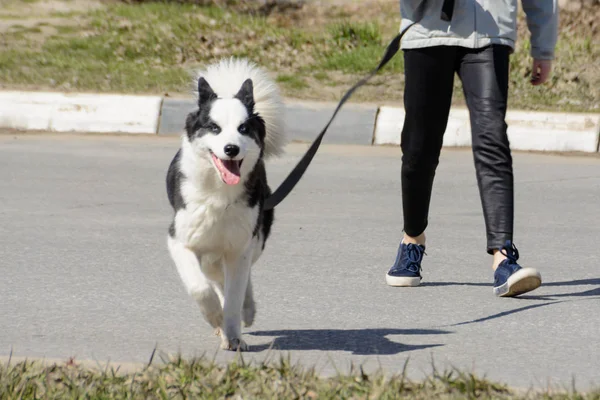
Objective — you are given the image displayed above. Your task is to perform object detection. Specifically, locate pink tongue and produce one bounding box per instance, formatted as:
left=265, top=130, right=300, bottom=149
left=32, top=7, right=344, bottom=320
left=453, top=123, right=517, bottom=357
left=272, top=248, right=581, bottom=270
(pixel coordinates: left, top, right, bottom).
left=212, top=154, right=241, bottom=185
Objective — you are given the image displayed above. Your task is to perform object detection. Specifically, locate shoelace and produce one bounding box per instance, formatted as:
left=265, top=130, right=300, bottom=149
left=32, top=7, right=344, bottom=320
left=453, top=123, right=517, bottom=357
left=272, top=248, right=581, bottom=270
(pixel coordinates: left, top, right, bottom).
left=404, top=244, right=426, bottom=273
left=499, top=241, right=519, bottom=264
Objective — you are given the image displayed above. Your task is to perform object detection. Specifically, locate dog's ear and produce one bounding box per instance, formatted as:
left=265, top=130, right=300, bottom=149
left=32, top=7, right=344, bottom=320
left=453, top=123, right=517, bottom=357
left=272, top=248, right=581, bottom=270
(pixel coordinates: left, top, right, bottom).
left=197, top=77, right=217, bottom=105
left=235, top=78, right=254, bottom=111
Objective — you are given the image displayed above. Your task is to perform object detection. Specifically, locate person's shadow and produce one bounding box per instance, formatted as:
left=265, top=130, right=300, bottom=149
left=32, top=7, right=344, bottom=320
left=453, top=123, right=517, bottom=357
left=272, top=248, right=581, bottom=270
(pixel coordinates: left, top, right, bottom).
left=245, top=280, right=598, bottom=353
left=247, top=328, right=451, bottom=355
left=536, top=278, right=600, bottom=298
left=433, top=278, right=600, bottom=327
left=423, top=278, right=600, bottom=299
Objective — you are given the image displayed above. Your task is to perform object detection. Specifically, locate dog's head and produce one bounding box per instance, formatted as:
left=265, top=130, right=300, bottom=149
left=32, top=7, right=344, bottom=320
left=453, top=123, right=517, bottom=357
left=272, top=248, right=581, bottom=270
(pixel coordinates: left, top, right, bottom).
left=185, top=77, right=266, bottom=186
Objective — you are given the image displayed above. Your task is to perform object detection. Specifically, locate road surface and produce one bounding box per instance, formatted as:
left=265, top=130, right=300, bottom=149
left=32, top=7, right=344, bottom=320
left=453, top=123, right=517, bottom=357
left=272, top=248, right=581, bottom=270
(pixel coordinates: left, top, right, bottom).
left=1, top=133, right=599, bottom=391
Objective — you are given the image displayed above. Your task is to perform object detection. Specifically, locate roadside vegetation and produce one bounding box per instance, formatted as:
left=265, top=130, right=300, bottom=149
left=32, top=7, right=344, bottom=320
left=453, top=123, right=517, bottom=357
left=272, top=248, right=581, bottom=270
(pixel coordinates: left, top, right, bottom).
left=0, top=0, right=597, bottom=110
left=2, top=353, right=599, bottom=399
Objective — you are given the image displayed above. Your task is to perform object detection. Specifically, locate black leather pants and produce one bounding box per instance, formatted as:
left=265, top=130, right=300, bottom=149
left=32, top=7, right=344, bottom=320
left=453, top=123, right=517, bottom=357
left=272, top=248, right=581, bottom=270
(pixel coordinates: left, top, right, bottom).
left=400, top=45, right=513, bottom=254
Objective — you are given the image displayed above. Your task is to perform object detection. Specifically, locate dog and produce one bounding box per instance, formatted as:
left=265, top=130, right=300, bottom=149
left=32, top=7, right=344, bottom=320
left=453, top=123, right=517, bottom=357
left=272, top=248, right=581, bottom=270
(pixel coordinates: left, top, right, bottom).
left=165, top=58, right=286, bottom=351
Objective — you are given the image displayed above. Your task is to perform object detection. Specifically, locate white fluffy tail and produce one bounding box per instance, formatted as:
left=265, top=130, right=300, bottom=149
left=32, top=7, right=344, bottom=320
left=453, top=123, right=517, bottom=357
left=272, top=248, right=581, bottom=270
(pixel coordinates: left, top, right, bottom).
left=194, top=58, right=287, bottom=159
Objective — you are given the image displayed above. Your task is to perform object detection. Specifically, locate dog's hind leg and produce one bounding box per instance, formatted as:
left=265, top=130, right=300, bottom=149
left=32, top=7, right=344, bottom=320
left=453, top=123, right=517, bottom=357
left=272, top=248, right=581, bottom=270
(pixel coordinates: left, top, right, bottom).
left=167, top=236, right=223, bottom=329
left=220, top=243, right=255, bottom=351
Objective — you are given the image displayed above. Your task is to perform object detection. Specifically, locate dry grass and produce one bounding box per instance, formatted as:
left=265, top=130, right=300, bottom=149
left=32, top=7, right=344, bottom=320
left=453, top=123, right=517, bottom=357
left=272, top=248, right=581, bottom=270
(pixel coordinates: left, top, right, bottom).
left=1, top=353, right=599, bottom=399
left=0, top=0, right=598, bottom=112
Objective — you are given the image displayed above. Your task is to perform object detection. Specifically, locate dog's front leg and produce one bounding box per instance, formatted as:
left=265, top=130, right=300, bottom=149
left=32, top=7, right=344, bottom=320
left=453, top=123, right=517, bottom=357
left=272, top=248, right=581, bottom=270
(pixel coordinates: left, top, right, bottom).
left=221, top=244, right=254, bottom=351
left=167, top=236, right=223, bottom=329
left=243, top=276, right=256, bottom=327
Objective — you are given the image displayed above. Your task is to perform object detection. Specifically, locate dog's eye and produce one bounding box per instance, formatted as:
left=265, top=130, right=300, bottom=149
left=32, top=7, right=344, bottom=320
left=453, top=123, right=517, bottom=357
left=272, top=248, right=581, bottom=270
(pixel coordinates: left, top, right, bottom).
left=207, top=123, right=220, bottom=133
left=238, top=124, right=247, bottom=134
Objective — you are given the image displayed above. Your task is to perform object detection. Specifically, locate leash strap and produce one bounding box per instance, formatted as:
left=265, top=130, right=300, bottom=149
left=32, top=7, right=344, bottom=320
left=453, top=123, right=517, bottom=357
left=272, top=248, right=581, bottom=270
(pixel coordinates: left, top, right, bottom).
left=263, top=22, right=417, bottom=211
left=440, top=0, right=455, bottom=21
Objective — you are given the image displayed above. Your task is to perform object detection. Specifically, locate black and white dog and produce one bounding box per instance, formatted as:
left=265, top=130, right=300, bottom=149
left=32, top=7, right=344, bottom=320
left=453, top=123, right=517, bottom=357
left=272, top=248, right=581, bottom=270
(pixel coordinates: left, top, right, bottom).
left=165, top=58, right=286, bottom=351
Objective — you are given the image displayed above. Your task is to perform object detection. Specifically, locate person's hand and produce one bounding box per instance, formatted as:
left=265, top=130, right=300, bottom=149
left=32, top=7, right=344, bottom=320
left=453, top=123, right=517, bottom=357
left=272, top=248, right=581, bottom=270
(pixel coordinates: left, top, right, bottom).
left=530, top=59, right=552, bottom=86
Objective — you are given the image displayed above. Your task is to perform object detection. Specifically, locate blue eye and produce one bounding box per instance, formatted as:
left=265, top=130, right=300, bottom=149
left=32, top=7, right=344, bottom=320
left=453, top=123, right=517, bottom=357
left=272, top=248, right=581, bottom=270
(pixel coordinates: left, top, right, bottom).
left=238, top=124, right=247, bottom=133
left=207, top=123, right=220, bottom=133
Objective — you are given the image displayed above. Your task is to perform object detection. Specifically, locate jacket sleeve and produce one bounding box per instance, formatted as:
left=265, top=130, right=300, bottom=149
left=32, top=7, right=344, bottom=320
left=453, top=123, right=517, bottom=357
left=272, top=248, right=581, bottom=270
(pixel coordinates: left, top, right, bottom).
left=521, top=0, right=559, bottom=60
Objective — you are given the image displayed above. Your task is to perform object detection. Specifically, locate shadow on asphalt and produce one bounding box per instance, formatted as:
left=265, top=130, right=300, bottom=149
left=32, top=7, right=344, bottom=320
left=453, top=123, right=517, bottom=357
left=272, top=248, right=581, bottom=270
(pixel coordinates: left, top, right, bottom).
left=247, top=328, right=451, bottom=355
left=537, top=278, right=600, bottom=298
left=422, top=278, right=600, bottom=298
left=543, top=278, right=600, bottom=286
left=423, top=278, right=600, bottom=327
left=448, top=301, right=564, bottom=327
left=247, top=279, right=599, bottom=353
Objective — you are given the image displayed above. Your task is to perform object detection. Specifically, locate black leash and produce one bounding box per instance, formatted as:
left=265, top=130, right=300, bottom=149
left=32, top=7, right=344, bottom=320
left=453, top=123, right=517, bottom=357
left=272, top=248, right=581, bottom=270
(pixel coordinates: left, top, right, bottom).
left=263, top=22, right=417, bottom=211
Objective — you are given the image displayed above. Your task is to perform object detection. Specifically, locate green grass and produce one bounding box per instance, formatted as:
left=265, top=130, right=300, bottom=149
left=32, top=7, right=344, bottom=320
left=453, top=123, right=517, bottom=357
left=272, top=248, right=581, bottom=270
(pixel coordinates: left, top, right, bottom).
left=0, top=1, right=597, bottom=111
left=54, top=25, right=79, bottom=34
left=313, top=71, right=330, bottom=81
left=315, top=21, right=404, bottom=73
left=329, top=21, right=382, bottom=48
left=1, top=355, right=598, bottom=399
left=0, top=2, right=299, bottom=93
left=321, top=44, right=405, bottom=73
left=277, top=74, right=309, bottom=90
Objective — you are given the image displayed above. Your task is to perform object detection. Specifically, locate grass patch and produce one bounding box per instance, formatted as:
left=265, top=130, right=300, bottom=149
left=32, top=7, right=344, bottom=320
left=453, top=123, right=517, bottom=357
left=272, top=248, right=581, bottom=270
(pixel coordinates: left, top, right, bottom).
left=321, top=44, right=404, bottom=73
left=0, top=0, right=597, bottom=111
left=329, top=21, right=382, bottom=48
left=0, top=2, right=312, bottom=93
left=313, top=71, right=330, bottom=82
left=1, top=355, right=598, bottom=399
left=54, top=25, right=79, bottom=34
left=277, top=73, right=309, bottom=90
left=318, top=21, right=404, bottom=73
left=9, top=26, right=43, bottom=34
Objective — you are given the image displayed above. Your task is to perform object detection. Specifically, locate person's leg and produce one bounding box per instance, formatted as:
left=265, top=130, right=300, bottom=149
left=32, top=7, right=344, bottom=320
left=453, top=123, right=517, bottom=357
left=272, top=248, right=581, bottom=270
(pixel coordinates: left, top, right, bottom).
left=386, top=46, right=457, bottom=287
left=457, top=45, right=513, bottom=258
left=457, top=45, right=541, bottom=296
left=401, top=46, right=457, bottom=243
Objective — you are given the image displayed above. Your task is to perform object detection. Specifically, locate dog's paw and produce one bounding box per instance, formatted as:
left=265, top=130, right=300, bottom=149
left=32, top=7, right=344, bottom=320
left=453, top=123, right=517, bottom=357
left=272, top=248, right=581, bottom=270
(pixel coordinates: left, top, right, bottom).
left=205, top=311, right=223, bottom=329
left=243, top=302, right=256, bottom=327
left=220, top=337, right=249, bottom=352
left=194, top=289, right=223, bottom=329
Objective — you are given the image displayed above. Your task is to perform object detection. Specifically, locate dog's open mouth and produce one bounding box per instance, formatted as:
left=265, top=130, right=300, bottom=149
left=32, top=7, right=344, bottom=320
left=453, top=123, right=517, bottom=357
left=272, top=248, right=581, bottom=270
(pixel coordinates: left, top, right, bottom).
left=211, top=153, right=243, bottom=185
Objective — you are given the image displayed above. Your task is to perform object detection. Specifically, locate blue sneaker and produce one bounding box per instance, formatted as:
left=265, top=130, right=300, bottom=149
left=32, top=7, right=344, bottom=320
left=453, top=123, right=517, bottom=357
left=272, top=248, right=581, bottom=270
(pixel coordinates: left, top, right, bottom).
left=386, top=242, right=426, bottom=287
left=493, top=241, right=542, bottom=297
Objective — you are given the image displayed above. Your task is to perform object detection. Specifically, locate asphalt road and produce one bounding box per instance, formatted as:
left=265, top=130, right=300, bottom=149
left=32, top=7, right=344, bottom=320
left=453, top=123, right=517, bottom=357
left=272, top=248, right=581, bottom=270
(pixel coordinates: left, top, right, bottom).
left=1, top=133, right=599, bottom=391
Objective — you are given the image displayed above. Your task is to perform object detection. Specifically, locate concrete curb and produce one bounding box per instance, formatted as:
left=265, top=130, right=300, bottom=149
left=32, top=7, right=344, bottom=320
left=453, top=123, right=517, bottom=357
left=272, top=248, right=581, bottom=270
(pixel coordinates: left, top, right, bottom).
left=0, top=91, right=162, bottom=134
left=1, top=91, right=599, bottom=153
left=374, top=106, right=600, bottom=153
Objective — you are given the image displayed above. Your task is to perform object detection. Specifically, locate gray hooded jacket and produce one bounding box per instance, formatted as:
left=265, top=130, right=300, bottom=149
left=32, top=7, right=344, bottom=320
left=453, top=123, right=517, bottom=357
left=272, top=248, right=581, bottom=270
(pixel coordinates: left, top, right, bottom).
left=399, top=0, right=559, bottom=60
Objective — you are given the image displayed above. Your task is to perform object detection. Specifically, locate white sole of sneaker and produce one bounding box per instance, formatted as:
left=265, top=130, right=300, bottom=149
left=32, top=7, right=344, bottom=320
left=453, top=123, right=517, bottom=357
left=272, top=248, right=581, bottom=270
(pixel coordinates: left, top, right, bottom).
left=386, top=274, right=421, bottom=287
left=493, top=267, right=542, bottom=297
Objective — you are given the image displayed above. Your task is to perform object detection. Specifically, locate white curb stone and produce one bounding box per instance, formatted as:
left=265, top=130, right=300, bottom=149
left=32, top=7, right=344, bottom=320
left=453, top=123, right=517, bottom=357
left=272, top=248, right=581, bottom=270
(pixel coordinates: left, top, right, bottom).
left=0, top=91, right=162, bottom=134
left=374, top=106, right=600, bottom=153
left=0, top=90, right=598, bottom=153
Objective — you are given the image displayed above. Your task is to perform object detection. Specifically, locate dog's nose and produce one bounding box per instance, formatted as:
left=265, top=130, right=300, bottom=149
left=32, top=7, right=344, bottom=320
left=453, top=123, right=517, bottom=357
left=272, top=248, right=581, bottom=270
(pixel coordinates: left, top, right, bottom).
left=223, top=144, right=240, bottom=158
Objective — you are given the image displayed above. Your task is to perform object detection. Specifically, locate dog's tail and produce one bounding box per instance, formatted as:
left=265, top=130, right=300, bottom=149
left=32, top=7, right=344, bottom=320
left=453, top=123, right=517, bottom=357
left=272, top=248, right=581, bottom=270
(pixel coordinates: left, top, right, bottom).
left=194, top=57, right=287, bottom=159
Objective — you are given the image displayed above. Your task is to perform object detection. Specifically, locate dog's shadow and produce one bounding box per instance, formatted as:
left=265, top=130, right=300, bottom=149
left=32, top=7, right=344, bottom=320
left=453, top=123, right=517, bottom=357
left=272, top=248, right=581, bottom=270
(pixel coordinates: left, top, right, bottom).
left=247, top=328, right=451, bottom=355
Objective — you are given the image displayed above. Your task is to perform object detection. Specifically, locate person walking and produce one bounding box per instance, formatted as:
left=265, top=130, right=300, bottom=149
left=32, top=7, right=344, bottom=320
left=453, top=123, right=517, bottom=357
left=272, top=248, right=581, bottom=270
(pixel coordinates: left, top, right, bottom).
left=385, top=0, right=558, bottom=297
